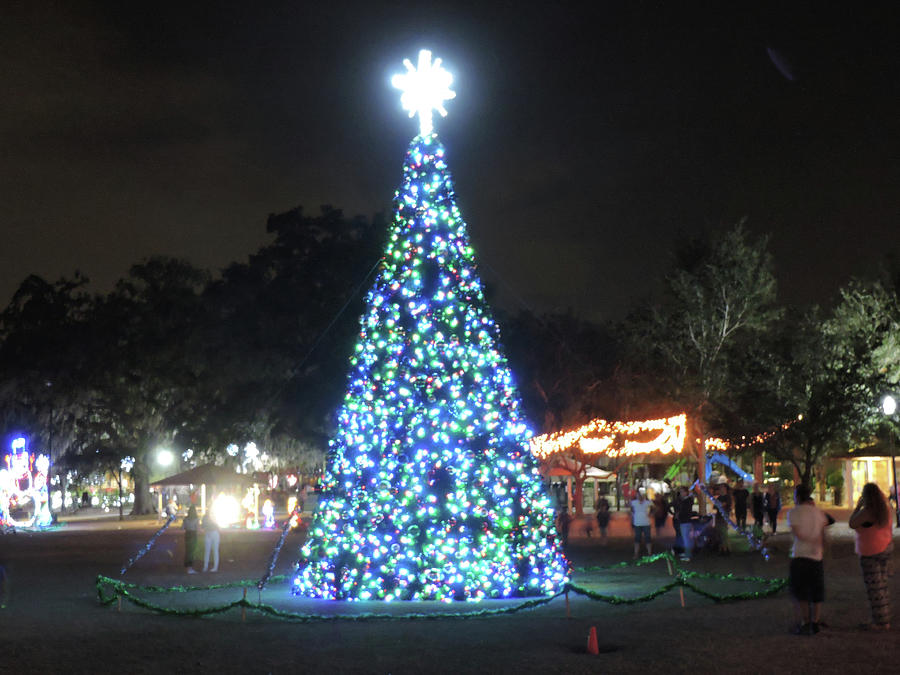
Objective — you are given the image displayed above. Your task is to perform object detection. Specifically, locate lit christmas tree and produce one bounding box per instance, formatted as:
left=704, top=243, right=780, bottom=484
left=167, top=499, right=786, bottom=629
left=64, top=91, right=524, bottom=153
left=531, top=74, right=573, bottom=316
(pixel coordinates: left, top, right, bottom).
left=293, top=50, right=568, bottom=601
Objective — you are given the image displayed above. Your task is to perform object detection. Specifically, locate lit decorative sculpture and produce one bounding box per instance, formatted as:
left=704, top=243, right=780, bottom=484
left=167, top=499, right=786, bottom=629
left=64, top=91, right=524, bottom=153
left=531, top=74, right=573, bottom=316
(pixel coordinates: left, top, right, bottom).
left=0, top=437, right=52, bottom=529
left=242, top=485, right=260, bottom=529
left=261, top=499, right=275, bottom=529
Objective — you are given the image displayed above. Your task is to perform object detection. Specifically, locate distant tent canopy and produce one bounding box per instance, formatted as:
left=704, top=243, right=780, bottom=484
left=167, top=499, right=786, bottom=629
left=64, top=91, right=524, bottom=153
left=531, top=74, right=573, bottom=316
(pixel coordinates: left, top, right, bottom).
left=150, top=463, right=250, bottom=488
left=542, top=458, right=614, bottom=479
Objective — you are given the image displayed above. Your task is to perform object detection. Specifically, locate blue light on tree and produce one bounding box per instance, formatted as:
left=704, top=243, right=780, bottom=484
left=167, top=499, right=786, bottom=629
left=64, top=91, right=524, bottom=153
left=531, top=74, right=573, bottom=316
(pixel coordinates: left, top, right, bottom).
left=293, top=50, right=568, bottom=601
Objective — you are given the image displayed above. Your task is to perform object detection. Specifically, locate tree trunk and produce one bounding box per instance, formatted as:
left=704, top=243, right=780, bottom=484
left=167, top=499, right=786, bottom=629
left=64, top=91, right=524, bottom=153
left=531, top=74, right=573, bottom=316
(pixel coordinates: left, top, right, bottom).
left=573, top=473, right=585, bottom=517
left=58, top=471, right=67, bottom=514
left=816, top=464, right=827, bottom=502
left=117, top=469, right=124, bottom=521
left=693, top=430, right=707, bottom=515
left=130, top=456, right=155, bottom=515
left=799, top=445, right=812, bottom=488
left=753, top=453, right=764, bottom=485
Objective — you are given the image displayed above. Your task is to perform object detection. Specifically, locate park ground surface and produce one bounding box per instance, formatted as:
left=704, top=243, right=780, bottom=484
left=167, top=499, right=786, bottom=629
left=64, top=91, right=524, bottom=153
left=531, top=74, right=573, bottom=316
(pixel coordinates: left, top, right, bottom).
left=0, top=509, right=898, bottom=674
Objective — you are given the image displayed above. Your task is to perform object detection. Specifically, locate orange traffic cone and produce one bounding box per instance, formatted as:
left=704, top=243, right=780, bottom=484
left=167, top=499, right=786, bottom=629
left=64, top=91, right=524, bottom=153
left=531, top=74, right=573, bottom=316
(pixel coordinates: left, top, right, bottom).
left=586, top=626, right=599, bottom=655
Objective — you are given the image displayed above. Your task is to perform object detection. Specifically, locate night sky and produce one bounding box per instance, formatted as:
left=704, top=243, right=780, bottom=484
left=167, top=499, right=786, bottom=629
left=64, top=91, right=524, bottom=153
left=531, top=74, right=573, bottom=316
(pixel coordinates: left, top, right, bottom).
left=2, top=2, right=898, bottom=321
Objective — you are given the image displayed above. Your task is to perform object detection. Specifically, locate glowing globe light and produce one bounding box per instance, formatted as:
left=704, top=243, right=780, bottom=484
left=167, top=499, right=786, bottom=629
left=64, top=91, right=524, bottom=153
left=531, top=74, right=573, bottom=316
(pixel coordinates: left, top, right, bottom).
left=157, top=448, right=174, bottom=467
left=884, top=395, right=897, bottom=416
left=392, top=49, right=456, bottom=136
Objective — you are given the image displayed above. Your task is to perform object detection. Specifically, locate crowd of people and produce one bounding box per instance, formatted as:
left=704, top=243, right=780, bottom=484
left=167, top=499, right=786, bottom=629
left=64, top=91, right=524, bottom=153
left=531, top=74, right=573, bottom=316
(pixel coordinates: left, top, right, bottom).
left=554, top=478, right=785, bottom=561
left=554, top=477, right=895, bottom=634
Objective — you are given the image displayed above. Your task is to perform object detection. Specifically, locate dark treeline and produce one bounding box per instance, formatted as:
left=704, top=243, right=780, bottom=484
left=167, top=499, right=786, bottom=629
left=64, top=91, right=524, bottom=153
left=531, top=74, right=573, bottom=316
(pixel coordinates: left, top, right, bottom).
left=2, top=210, right=898, bottom=514
left=505, top=224, right=900, bottom=491
left=0, top=206, right=386, bottom=513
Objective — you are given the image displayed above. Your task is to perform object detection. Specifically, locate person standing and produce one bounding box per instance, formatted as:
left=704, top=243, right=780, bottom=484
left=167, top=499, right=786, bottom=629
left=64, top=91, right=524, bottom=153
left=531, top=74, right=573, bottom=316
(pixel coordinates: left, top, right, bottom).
left=733, top=479, right=750, bottom=531
left=675, top=487, right=696, bottom=561
left=652, top=494, right=668, bottom=536
left=714, top=481, right=733, bottom=554
left=752, top=483, right=766, bottom=533
left=202, top=509, right=221, bottom=573
left=630, top=491, right=653, bottom=559
left=595, top=496, right=611, bottom=545
left=787, top=484, right=835, bottom=635
left=849, top=483, right=893, bottom=631
left=765, top=484, right=782, bottom=534
left=182, top=505, right=200, bottom=574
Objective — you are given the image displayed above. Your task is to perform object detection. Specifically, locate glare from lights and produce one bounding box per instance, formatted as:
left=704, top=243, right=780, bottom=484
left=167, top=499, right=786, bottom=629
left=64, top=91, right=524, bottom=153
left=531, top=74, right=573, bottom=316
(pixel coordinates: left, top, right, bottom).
left=883, top=395, right=897, bottom=416
left=156, top=449, right=174, bottom=467
left=120, top=456, right=135, bottom=472
left=211, top=494, right=240, bottom=528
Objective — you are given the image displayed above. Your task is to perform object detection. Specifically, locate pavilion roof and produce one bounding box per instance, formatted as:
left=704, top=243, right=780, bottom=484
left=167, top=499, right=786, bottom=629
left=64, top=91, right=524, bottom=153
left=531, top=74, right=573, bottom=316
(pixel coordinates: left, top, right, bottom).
left=150, top=463, right=250, bottom=488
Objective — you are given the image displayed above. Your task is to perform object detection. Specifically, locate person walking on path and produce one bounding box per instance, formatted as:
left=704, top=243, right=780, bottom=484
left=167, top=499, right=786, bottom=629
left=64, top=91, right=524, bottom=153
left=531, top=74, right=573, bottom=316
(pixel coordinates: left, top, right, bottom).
left=765, top=484, right=782, bottom=534
left=849, top=483, right=894, bottom=631
left=733, top=479, right=750, bottom=531
left=787, top=484, right=835, bottom=635
left=631, top=491, right=653, bottom=558
left=202, top=509, right=221, bottom=573
left=182, top=505, right=200, bottom=574
left=595, top=496, right=610, bottom=545
left=752, top=483, right=766, bottom=533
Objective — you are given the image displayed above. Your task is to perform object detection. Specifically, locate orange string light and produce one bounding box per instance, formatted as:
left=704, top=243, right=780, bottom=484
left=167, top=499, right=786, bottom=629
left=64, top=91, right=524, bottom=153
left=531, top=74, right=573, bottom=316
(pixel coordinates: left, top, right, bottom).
left=530, top=414, right=688, bottom=460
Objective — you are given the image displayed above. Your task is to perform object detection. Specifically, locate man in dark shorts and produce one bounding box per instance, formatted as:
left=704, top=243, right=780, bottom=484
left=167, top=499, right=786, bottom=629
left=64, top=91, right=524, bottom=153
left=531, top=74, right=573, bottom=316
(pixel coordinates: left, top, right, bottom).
left=787, top=484, right=835, bottom=635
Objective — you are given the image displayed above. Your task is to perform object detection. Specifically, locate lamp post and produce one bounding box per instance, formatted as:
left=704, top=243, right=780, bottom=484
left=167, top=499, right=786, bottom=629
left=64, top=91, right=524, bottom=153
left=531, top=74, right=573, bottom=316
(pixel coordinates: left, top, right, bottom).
left=46, top=381, right=54, bottom=518
left=882, top=395, right=900, bottom=527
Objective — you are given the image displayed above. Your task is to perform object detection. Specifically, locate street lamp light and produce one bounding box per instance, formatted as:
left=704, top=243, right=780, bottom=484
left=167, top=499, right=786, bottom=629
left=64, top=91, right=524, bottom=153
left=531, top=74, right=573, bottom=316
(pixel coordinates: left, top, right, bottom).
left=157, top=449, right=174, bottom=468
left=882, top=395, right=900, bottom=527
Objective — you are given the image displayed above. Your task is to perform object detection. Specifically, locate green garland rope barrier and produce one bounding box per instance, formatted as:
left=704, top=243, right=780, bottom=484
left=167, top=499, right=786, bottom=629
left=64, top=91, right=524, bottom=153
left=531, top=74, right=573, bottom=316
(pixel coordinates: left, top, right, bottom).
left=95, top=552, right=786, bottom=621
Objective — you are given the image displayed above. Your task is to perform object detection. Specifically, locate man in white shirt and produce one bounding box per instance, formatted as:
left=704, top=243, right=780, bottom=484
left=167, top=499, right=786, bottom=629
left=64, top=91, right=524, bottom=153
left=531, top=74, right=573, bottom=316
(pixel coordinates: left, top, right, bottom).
left=630, top=490, right=653, bottom=559
left=787, top=483, right=835, bottom=635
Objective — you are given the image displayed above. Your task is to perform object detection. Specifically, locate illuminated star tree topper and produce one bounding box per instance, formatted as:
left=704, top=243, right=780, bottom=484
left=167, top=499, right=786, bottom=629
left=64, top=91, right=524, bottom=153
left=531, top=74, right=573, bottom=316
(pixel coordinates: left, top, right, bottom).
left=392, top=49, right=456, bottom=136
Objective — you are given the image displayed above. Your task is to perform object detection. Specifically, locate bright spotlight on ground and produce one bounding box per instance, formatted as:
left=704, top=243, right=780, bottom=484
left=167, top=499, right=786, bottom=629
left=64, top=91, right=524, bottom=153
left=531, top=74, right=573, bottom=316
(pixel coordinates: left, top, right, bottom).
left=211, top=494, right=240, bottom=528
